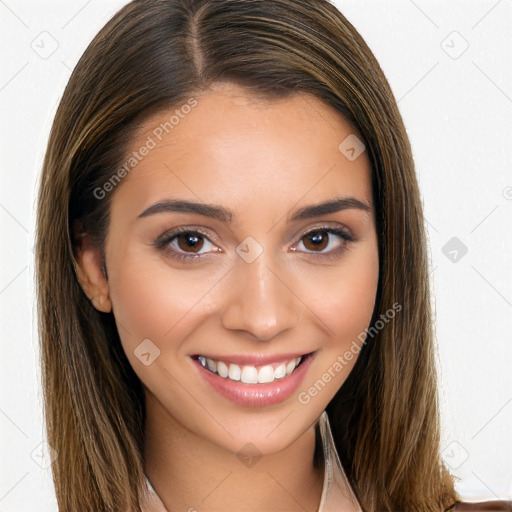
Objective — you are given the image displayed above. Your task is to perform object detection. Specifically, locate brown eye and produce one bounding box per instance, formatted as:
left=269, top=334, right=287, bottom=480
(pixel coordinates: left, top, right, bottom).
left=176, top=233, right=204, bottom=253
left=154, top=228, right=218, bottom=262
left=302, top=231, right=329, bottom=251
left=294, top=227, right=354, bottom=257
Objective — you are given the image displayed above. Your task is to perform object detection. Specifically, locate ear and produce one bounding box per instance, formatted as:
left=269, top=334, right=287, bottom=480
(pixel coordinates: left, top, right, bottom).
left=72, top=219, right=112, bottom=314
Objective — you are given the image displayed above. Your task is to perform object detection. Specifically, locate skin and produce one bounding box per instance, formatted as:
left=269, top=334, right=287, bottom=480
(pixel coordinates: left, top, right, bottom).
left=76, top=82, right=379, bottom=511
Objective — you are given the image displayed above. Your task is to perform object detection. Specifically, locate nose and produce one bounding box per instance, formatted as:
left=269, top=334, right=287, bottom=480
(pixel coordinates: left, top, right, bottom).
left=220, top=250, right=299, bottom=342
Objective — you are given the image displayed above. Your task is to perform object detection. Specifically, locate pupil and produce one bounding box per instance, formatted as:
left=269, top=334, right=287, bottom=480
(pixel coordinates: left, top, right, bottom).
left=305, top=231, right=327, bottom=251
left=178, top=233, right=203, bottom=252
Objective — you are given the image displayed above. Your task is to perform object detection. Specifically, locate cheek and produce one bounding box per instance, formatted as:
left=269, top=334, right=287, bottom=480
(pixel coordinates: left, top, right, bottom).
left=296, top=247, right=379, bottom=399
left=327, top=265, right=378, bottom=339
left=109, top=254, right=188, bottom=346
left=303, top=249, right=379, bottom=344
left=107, top=250, right=222, bottom=354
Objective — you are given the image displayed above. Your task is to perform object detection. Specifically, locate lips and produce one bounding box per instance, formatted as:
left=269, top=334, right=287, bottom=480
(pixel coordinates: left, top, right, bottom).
left=191, top=351, right=315, bottom=407
left=193, top=354, right=305, bottom=383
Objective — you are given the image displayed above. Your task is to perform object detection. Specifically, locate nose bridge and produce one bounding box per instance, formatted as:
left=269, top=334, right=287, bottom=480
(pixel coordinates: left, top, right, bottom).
left=220, top=241, right=298, bottom=341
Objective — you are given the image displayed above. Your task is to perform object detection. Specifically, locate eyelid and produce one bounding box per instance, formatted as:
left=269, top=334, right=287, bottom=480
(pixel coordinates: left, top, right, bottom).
left=153, top=225, right=218, bottom=246
left=153, top=222, right=354, bottom=261
left=297, top=222, right=353, bottom=241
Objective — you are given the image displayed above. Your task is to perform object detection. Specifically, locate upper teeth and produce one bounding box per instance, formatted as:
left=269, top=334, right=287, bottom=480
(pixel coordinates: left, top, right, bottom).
left=197, top=355, right=303, bottom=384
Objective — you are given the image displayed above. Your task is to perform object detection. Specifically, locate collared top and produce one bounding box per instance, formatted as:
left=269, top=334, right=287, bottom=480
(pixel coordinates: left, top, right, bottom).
left=141, top=410, right=363, bottom=512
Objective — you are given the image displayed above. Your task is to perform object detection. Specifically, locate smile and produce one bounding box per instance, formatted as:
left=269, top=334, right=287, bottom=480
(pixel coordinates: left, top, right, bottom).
left=193, top=354, right=304, bottom=384
left=191, top=351, right=315, bottom=407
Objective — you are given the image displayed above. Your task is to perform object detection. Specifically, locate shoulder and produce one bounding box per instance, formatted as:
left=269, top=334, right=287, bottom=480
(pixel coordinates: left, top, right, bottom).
left=451, top=500, right=512, bottom=511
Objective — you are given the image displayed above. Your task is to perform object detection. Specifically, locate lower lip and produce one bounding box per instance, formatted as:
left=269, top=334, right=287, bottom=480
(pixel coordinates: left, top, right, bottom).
left=192, top=353, right=315, bottom=407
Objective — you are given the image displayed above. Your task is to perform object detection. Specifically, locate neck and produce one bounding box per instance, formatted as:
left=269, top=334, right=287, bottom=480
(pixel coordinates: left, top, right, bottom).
left=143, top=391, right=324, bottom=512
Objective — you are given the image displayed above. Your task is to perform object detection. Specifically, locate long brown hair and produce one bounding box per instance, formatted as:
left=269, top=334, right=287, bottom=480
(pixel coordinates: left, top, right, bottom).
left=35, top=0, right=458, bottom=510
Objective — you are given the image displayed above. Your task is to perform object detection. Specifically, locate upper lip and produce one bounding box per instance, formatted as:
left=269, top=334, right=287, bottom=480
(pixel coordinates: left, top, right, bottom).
left=192, top=351, right=314, bottom=366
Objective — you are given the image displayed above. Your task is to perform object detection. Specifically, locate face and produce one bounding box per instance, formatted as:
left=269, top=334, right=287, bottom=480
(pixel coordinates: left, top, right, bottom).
left=78, top=82, right=379, bottom=456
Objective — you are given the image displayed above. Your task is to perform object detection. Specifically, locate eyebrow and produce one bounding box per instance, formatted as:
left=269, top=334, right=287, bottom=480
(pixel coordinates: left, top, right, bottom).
left=137, top=196, right=373, bottom=223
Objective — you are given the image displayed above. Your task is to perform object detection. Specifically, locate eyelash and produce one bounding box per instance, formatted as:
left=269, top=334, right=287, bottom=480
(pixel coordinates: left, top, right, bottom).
left=153, top=225, right=354, bottom=263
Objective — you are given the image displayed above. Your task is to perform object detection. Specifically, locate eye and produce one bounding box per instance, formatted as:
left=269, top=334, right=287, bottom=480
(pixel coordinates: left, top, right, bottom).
left=153, top=225, right=355, bottom=263
left=292, top=226, right=354, bottom=257
left=153, top=227, right=220, bottom=262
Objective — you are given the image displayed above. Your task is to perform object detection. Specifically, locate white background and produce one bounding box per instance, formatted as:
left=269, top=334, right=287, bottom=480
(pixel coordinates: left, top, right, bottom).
left=0, top=0, right=511, bottom=510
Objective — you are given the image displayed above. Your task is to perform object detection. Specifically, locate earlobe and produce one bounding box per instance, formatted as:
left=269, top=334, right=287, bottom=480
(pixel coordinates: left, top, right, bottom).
left=90, top=294, right=112, bottom=313
left=73, top=221, right=112, bottom=314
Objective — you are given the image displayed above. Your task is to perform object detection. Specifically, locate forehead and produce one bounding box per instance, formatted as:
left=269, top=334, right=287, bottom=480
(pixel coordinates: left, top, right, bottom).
left=111, top=82, right=372, bottom=221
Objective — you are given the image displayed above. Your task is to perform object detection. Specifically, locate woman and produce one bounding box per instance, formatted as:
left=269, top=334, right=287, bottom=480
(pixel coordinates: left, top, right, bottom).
left=34, top=0, right=510, bottom=510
